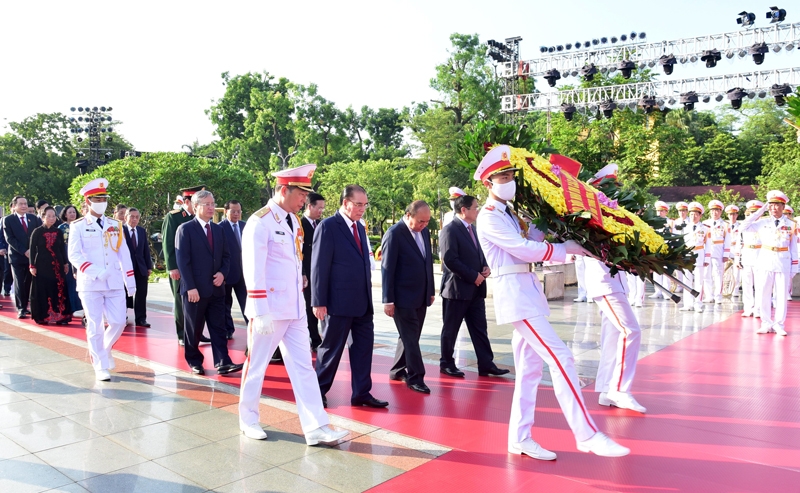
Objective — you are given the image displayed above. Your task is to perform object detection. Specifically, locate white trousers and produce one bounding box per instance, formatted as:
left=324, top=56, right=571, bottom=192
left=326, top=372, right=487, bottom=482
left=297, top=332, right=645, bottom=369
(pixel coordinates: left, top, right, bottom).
left=732, top=264, right=741, bottom=297
left=741, top=265, right=759, bottom=316
left=703, top=257, right=724, bottom=301
left=79, top=290, right=127, bottom=371
left=626, top=274, right=644, bottom=305
left=509, top=317, right=598, bottom=445
left=757, top=270, right=792, bottom=332
left=238, top=317, right=328, bottom=434
left=683, top=262, right=705, bottom=310
left=593, top=294, right=641, bottom=395
left=574, top=256, right=587, bottom=299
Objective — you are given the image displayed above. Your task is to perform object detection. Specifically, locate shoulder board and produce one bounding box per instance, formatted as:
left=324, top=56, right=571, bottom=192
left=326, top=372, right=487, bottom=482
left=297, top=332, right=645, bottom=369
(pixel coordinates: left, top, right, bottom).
left=254, top=206, right=271, bottom=218
left=484, top=205, right=495, bottom=211
left=169, top=209, right=182, bottom=215
left=108, top=218, right=118, bottom=225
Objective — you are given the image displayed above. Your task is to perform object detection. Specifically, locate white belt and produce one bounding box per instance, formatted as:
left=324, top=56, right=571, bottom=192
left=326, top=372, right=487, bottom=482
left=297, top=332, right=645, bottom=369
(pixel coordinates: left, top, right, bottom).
left=496, top=263, right=532, bottom=276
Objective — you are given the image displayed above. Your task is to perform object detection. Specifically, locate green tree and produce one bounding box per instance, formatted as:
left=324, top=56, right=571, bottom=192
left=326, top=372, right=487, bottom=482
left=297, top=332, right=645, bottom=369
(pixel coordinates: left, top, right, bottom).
left=758, top=137, right=800, bottom=204
left=691, top=186, right=745, bottom=220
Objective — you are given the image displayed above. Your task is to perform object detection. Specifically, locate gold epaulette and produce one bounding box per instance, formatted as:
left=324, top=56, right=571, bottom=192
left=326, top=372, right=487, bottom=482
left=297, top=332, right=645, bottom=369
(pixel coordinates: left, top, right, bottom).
left=169, top=209, right=182, bottom=215
left=254, top=206, right=271, bottom=218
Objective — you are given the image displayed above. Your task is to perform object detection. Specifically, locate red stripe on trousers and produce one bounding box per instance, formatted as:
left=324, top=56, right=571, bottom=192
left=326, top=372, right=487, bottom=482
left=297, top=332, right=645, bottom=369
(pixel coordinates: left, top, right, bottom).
left=602, top=296, right=628, bottom=392
left=522, top=319, right=597, bottom=433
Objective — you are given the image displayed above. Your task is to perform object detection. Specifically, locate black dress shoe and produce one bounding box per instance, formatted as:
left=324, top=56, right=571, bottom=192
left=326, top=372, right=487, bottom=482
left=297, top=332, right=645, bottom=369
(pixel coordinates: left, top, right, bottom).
left=190, top=365, right=205, bottom=375
left=55, top=319, right=69, bottom=326
left=440, top=367, right=465, bottom=378
left=389, top=371, right=408, bottom=382
left=216, top=363, right=244, bottom=375
left=226, top=332, right=234, bottom=340
left=351, top=396, right=389, bottom=408
left=178, top=339, right=185, bottom=346
left=321, top=395, right=328, bottom=408
left=137, top=321, right=151, bottom=328
left=199, top=334, right=211, bottom=343
left=479, top=367, right=510, bottom=377
left=408, top=383, right=431, bottom=394
left=17, top=311, right=27, bottom=319
left=270, top=348, right=283, bottom=364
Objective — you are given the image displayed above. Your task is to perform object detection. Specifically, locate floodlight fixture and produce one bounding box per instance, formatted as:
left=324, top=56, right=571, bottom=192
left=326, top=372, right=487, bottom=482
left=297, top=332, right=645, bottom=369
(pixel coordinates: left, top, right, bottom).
left=565, top=43, right=573, bottom=50
left=580, top=63, right=598, bottom=81
left=749, top=42, right=768, bottom=64
left=601, top=37, right=608, bottom=44
left=611, top=36, right=618, bottom=43
left=702, top=95, right=711, bottom=103
left=557, top=45, right=564, bottom=52
left=725, top=49, right=735, bottom=59
left=770, top=83, right=792, bottom=105
left=737, top=11, right=756, bottom=27
left=767, top=6, right=787, bottom=24
left=562, top=103, right=577, bottom=121
left=786, top=42, right=795, bottom=51
left=638, top=96, right=657, bottom=113
left=701, top=49, right=721, bottom=68
left=618, top=60, right=636, bottom=79
left=621, top=34, right=628, bottom=42
left=680, top=91, right=699, bottom=110
left=544, top=69, right=561, bottom=87
left=540, top=46, right=548, bottom=53
left=592, top=39, right=600, bottom=46
left=727, top=87, right=747, bottom=109
left=600, top=100, right=617, bottom=119
left=659, top=54, right=676, bottom=75
left=715, top=94, right=724, bottom=102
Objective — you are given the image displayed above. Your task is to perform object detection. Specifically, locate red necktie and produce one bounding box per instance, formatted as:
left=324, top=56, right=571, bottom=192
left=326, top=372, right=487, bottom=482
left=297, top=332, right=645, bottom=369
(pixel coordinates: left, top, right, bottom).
left=205, top=223, right=213, bottom=251
left=20, top=216, right=27, bottom=234
left=352, top=222, right=362, bottom=256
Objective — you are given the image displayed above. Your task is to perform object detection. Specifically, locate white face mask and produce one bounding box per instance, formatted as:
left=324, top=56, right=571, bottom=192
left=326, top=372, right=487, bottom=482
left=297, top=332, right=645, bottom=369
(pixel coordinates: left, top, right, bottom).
left=449, top=200, right=455, bottom=210
left=491, top=180, right=516, bottom=201
left=90, top=201, right=108, bottom=216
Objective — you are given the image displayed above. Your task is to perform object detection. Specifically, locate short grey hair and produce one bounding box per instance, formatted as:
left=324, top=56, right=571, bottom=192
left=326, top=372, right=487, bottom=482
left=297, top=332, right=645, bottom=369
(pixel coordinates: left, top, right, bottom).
left=191, top=190, right=214, bottom=206
left=405, top=200, right=430, bottom=217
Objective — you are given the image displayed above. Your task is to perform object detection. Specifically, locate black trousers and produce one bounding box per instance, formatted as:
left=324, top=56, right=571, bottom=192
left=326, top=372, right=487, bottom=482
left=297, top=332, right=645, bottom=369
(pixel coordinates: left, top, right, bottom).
left=316, top=312, right=374, bottom=401
left=389, top=305, right=428, bottom=386
left=169, top=277, right=184, bottom=340
left=1, top=256, right=13, bottom=293
left=303, top=285, right=322, bottom=348
left=224, top=278, right=248, bottom=335
left=10, top=261, right=32, bottom=311
left=440, top=297, right=495, bottom=372
left=126, top=273, right=149, bottom=324
left=182, top=293, right=231, bottom=368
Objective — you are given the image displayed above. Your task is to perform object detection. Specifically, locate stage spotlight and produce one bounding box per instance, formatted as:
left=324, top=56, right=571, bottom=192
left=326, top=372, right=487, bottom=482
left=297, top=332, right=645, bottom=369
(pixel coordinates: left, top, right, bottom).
left=600, top=100, right=617, bottom=119
left=772, top=44, right=782, bottom=52
left=680, top=91, right=699, bottom=111
left=771, top=83, right=792, bottom=105
left=738, top=49, right=747, bottom=57
left=585, top=40, right=591, bottom=47
left=70, top=107, right=76, bottom=112
left=592, top=39, right=599, bottom=46
left=104, top=151, right=112, bottom=159
left=107, top=127, right=113, bottom=133
left=767, top=6, right=787, bottom=24
left=78, top=107, right=84, bottom=112
left=548, top=46, right=555, bottom=53
left=92, top=106, right=98, bottom=111
left=557, top=45, right=564, bottom=52
left=77, top=152, right=85, bottom=158
left=668, top=97, right=676, bottom=105
left=659, top=54, right=676, bottom=75
left=77, top=137, right=83, bottom=143
left=725, top=49, right=735, bottom=59
left=690, top=55, right=698, bottom=63
left=106, top=137, right=113, bottom=142
left=737, top=11, right=756, bottom=27
left=565, top=43, right=573, bottom=50
left=631, top=32, right=638, bottom=39
left=715, top=94, right=724, bottom=102
left=562, top=103, right=577, bottom=121
left=611, top=36, right=618, bottom=43
left=580, top=64, right=598, bottom=81
left=618, top=60, right=635, bottom=79
left=702, top=95, right=711, bottom=103
left=639, top=32, right=646, bottom=39
left=544, top=69, right=561, bottom=87
left=727, top=87, right=747, bottom=109
left=701, top=49, right=721, bottom=68
left=600, top=66, right=608, bottom=74
left=638, top=96, right=657, bottom=113
left=648, top=60, right=656, bottom=68
left=107, top=107, right=112, bottom=111
left=750, top=42, right=768, bottom=64
left=100, top=106, right=106, bottom=112
left=748, top=91, right=756, bottom=99
left=786, top=42, right=795, bottom=51
left=679, top=56, right=688, bottom=64
left=601, top=37, right=608, bottom=44
left=621, top=34, right=628, bottom=42
left=638, top=62, right=646, bottom=70
left=540, top=46, right=548, bottom=53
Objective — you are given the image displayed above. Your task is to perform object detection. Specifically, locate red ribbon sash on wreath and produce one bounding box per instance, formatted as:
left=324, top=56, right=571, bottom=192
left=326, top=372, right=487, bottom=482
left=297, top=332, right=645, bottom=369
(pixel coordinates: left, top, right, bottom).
left=549, top=154, right=605, bottom=229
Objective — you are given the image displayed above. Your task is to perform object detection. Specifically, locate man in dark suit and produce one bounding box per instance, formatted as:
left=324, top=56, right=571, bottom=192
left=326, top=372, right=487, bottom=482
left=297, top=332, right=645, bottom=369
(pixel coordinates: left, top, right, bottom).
left=301, top=192, right=325, bottom=351
left=381, top=200, right=436, bottom=394
left=2, top=196, right=42, bottom=317
left=312, top=185, right=388, bottom=408
left=439, top=195, right=509, bottom=378
left=0, top=217, right=12, bottom=298
left=123, top=208, right=153, bottom=327
left=175, top=190, right=243, bottom=376
left=220, top=200, right=247, bottom=340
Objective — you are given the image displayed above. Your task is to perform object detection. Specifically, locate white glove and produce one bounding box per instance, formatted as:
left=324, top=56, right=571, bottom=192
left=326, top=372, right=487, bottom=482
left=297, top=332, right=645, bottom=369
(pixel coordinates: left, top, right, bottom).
left=563, top=240, right=589, bottom=256
left=127, top=288, right=136, bottom=298
left=252, top=315, right=274, bottom=335
left=97, top=269, right=110, bottom=282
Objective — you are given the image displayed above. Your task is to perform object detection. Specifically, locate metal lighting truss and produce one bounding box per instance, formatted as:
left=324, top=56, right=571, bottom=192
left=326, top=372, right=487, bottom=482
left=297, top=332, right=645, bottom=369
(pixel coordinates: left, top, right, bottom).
left=500, top=67, right=800, bottom=113
left=500, top=22, right=800, bottom=79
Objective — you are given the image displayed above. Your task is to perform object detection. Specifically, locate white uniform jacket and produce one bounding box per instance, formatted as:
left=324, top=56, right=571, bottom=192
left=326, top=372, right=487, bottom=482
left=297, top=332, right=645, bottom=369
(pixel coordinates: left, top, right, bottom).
left=68, top=215, right=135, bottom=292
left=241, top=199, right=305, bottom=321
left=442, top=211, right=455, bottom=228
left=583, top=257, right=627, bottom=298
left=738, top=221, right=762, bottom=267
left=683, top=222, right=711, bottom=263
left=702, top=219, right=730, bottom=259
left=477, top=198, right=566, bottom=325
left=738, top=205, right=799, bottom=274
left=728, top=220, right=741, bottom=261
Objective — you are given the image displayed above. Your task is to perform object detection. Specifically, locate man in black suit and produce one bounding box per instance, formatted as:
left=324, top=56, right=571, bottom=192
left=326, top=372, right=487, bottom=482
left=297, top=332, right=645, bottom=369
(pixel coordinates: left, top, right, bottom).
left=312, top=185, right=388, bottom=408
left=175, top=190, right=243, bottom=376
left=2, top=196, right=42, bottom=317
left=381, top=200, right=436, bottom=394
left=219, top=200, right=247, bottom=340
left=0, top=217, right=12, bottom=298
left=301, top=192, right=325, bottom=350
left=123, top=208, right=153, bottom=327
left=439, top=195, right=509, bottom=378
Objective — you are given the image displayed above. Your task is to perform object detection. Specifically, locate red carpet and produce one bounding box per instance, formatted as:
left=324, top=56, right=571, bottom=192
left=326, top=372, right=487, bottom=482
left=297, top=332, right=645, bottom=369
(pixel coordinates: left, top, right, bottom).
left=3, top=299, right=800, bottom=492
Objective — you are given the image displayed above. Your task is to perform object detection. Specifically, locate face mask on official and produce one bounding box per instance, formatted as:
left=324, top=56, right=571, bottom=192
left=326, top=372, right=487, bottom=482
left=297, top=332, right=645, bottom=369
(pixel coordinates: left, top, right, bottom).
left=490, top=179, right=516, bottom=201
left=89, top=201, right=107, bottom=216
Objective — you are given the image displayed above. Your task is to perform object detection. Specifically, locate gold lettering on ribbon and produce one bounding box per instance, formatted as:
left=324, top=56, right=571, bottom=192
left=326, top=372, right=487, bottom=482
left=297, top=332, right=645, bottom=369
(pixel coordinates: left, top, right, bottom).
left=558, top=173, right=604, bottom=229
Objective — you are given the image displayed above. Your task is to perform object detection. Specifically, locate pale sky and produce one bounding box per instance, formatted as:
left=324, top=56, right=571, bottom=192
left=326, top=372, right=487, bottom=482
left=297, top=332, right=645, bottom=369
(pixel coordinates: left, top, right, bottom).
left=1, top=0, right=795, bottom=151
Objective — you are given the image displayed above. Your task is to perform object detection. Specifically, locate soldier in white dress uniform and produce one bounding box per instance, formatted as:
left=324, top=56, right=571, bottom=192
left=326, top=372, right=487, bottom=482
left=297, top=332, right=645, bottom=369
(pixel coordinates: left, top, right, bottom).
left=475, top=146, right=629, bottom=460
left=702, top=200, right=730, bottom=303
left=738, top=191, right=799, bottom=335
left=237, top=164, right=348, bottom=446
left=441, top=186, right=466, bottom=228
left=725, top=205, right=742, bottom=298
left=738, top=201, right=763, bottom=318
left=67, top=178, right=136, bottom=381
left=584, top=258, right=646, bottom=413
left=672, top=202, right=690, bottom=292
left=679, top=202, right=711, bottom=312
left=648, top=201, right=672, bottom=300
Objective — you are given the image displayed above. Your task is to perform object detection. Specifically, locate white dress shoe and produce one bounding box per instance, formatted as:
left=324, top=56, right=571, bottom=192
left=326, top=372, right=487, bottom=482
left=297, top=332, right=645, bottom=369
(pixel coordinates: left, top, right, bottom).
left=508, top=438, right=556, bottom=461
left=754, top=313, right=761, bottom=318
left=573, top=297, right=586, bottom=302
left=634, top=301, right=643, bottom=307
left=776, top=328, right=788, bottom=336
left=577, top=432, right=630, bottom=457
left=679, top=306, right=693, bottom=312
left=95, top=369, right=111, bottom=381
left=648, top=293, right=660, bottom=299
left=240, top=423, right=268, bottom=440
left=587, top=298, right=594, bottom=303
left=694, top=305, right=704, bottom=313
left=756, top=327, right=771, bottom=334
left=305, top=425, right=348, bottom=446
left=741, top=312, right=752, bottom=317
left=599, top=392, right=646, bottom=413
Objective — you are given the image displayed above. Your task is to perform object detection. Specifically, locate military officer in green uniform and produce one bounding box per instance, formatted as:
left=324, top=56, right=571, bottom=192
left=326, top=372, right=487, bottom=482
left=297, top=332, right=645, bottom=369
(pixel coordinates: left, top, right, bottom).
left=162, top=185, right=204, bottom=345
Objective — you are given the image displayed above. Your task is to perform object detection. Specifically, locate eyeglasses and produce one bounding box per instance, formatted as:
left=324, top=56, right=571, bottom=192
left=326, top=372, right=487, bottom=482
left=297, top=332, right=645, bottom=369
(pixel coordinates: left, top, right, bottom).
left=348, top=201, right=369, bottom=209
left=197, top=202, right=216, bottom=208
